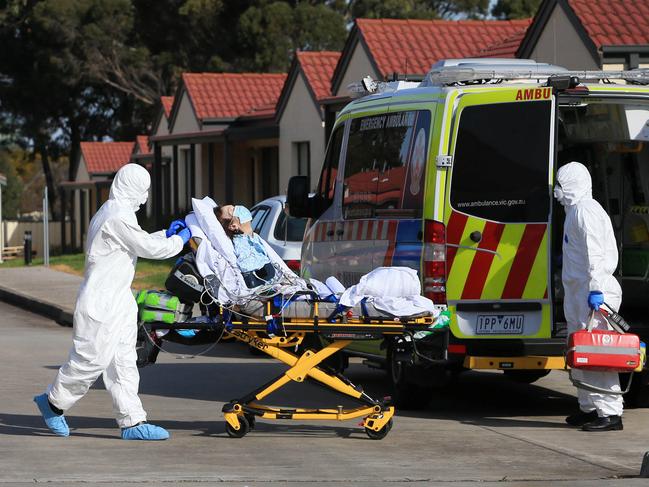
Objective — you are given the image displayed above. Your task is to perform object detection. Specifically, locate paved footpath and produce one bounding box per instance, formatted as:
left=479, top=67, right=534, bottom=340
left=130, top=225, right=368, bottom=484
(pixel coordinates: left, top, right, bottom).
left=1, top=267, right=649, bottom=485
left=0, top=266, right=81, bottom=325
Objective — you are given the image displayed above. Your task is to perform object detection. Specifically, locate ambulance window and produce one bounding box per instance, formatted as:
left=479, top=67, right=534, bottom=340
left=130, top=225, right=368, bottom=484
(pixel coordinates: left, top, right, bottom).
left=450, top=101, right=551, bottom=223
left=377, top=110, right=431, bottom=217
left=343, top=115, right=384, bottom=219
left=343, top=110, right=430, bottom=219
left=317, top=126, right=343, bottom=204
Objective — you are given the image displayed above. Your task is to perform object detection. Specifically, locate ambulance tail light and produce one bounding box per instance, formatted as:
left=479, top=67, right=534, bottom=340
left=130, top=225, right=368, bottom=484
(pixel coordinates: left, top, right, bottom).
left=423, top=220, right=446, bottom=304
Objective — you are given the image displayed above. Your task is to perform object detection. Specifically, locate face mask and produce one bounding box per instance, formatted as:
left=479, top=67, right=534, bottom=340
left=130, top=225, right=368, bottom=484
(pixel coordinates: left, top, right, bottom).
left=138, top=191, right=149, bottom=207
left=233, top=205, right=252, bottom=224
left=553, top=185, right=565, bottom=204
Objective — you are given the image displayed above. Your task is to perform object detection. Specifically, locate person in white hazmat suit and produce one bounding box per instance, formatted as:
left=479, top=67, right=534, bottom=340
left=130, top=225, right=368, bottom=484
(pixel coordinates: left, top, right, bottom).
left=555, top=161, right=624, bottom=432
left=33, top=164, right=190, bottom=440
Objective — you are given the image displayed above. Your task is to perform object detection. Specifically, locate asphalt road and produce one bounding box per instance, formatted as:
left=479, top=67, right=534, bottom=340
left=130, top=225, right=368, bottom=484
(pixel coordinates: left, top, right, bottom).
left=1, top=300, right=649, bottom=486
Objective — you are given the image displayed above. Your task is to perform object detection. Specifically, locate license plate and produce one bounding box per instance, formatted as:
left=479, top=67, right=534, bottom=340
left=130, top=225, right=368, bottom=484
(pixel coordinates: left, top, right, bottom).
left=476, top=315, right=524, bottom=335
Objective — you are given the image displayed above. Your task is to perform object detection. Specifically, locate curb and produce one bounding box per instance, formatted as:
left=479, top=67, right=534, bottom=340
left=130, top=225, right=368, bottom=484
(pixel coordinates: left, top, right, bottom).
left=0, top=286, right=73, bottom=326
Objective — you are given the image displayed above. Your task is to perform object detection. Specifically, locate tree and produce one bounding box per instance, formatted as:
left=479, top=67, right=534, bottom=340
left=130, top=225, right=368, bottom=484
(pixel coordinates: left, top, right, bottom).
left=348, top=0, right=489, bottom=20
left=491, top=0, right=541, bottom=19
left=0, top=150, right=24, bottom=219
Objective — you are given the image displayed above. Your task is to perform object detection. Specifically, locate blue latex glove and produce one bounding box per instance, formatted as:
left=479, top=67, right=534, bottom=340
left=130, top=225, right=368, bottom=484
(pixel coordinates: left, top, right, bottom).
left=33, top=393, right=69, bottom=437
left=178, top=227, right=191, bottom=245
left=165, top=219, right=186, bottom=238
left=588, top=291, right=604, bottom=310
left=121, top=423, right=169, bottom=441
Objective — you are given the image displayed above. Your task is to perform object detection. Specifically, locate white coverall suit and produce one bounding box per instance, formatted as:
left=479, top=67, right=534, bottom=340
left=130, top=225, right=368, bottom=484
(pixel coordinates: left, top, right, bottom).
left=47, top=164, right=184, bottom=428
left=557, top=161, right=623, bottom=417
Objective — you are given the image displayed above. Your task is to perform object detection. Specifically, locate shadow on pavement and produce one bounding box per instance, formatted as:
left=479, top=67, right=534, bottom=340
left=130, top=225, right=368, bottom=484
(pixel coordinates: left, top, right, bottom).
left=0, top=412, right=365, bottom=440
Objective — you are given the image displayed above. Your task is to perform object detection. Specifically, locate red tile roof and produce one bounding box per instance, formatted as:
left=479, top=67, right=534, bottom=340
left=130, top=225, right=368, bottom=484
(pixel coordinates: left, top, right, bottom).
left=182, top=73, right=287, bottom=120
left=474, top=29, right=529, bottom=58
left=296, top=51, right=341, bottom=100
left=239, top=102, right=277, bottom=120
left=567, top=0, right=649, bottom=47
left=80, top=141, right=135, bottom=175
left=160, top=96, right=174, bottom=119
left=135, top=135, right=151, bottom=155
left=356, top=18, right=532, bottom=75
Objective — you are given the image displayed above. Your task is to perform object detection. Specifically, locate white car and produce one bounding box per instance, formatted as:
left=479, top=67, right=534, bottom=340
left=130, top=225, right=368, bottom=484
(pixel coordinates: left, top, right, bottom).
left=250, top=195, right=307, bottom=274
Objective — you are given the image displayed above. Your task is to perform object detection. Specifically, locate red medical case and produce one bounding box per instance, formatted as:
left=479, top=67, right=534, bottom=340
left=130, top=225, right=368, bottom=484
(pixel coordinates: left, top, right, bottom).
left=567, top=329, right=641, bottom=372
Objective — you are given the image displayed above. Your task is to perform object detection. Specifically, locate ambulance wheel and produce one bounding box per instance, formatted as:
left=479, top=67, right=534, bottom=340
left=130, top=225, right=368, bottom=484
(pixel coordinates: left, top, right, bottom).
left=388, top=349, right=434, bottom=410
left=226, top=416, right=250, bottom=438
left=503, top=370, right=551, bottom=384
left=365, top=419, right=393, bottom=440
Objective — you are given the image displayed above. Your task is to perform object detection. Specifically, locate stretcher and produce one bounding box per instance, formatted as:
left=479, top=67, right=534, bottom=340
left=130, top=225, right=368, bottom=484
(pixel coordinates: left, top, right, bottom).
left=142, top=298, right=437, bottom=440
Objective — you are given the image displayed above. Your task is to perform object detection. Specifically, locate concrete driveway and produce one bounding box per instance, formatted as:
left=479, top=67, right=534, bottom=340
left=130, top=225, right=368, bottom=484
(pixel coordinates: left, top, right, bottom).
left=1, top=300, right=648, bottom=486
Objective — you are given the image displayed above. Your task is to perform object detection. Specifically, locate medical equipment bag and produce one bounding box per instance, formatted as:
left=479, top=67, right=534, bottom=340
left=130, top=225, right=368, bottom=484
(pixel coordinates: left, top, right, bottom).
left=165, top=253, right=204, bottom=303
left=136, top=290, right=192, bottom=324
left=567, top=310, right=641, bottom=372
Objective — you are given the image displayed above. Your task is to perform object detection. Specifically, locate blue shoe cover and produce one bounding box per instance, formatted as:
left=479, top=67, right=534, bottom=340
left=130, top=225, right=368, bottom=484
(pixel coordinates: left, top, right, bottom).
left=121, top=423, right=169, bottom=441
left=33, top=393, right=69, bottom=437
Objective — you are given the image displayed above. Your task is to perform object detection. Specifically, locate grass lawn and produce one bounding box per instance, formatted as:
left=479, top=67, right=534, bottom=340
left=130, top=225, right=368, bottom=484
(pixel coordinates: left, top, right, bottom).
left=0, top=253, right=174, bottom=290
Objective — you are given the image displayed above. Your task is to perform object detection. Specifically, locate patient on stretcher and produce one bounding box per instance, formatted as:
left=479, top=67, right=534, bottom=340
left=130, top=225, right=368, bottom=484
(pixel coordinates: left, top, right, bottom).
left=215, top=204, right=276, bottom=288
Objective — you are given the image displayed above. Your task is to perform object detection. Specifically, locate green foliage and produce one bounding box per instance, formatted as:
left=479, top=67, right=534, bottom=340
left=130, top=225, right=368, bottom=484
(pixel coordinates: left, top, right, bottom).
left=0, top=151, right=23, bottom=219
left=348, top=0, right=490, bottom=20
left=491, top=0, right=541, bottom=19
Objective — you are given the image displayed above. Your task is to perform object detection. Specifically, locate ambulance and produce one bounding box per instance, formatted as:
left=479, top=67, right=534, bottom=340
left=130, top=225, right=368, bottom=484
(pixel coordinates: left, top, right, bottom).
left=287, top=59, right=649, bottom=408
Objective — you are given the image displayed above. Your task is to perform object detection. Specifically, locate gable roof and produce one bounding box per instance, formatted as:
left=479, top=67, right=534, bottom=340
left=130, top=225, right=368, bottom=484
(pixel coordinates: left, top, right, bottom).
left=160, top=96, right=174, bottom=119
left=474, top=29, right=529, bottom=58
left=569, top=0, right=649, bottom=47
left=181, top=73, right=287, bottom=122
left=134, top=135, right=151, bottom=155
left=518, top=0, right=649, bottom=61
left=332, top=18, right=532, bottom=94
left=297, top=51, right=341, bottom=100
left=80, top=142, right=135, bottom=175
left=276, top=51, right=341, bottom=121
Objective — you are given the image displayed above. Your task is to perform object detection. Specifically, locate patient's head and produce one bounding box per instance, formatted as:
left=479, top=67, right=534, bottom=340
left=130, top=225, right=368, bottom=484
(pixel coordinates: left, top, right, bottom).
left=216, top=204, right=253, bottom=236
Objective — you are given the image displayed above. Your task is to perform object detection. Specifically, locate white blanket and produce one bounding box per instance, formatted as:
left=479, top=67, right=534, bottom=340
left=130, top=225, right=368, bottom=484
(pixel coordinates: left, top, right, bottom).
left=186, top=196, right=307, bottom=305
left=340, top=267, right=438, bottom=318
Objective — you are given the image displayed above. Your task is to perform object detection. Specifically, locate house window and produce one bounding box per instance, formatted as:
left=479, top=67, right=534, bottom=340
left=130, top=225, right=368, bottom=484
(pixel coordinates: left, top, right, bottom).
left=295, top=141, right=310, bottom=188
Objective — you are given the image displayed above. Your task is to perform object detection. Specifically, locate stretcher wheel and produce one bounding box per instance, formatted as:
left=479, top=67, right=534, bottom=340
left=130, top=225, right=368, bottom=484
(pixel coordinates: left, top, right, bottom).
left=226, top=415, right=250, bottom=438
left=244, top=413, right=256, bottom=430
left=365, top=419, right=393, bottom=440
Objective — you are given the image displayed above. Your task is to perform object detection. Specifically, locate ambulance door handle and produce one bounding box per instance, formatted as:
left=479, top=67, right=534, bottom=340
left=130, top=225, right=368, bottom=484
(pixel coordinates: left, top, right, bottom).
left=470, top=231, right=482, bottom=243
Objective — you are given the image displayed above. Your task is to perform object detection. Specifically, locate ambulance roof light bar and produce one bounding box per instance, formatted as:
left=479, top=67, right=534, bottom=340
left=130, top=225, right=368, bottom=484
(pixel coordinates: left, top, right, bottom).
left=422, top=59, right=649, bottom=86
left=348, top=76, right=420, bottom=98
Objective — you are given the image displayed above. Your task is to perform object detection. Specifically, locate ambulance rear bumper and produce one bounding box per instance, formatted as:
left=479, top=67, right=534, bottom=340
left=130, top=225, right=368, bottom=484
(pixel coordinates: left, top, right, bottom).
left=461, top=338, right=565, bottom=358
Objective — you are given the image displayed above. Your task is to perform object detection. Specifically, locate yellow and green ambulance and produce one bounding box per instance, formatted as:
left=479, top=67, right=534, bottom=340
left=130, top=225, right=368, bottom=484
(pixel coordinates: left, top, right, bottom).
left=288, top=59, right=649, bottom=407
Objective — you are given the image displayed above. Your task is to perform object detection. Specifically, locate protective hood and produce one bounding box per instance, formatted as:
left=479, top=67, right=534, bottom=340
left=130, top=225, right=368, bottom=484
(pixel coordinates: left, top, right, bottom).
left=109, top=164, right=151, bottom=211
left=555, top=161, right=592, bottom=207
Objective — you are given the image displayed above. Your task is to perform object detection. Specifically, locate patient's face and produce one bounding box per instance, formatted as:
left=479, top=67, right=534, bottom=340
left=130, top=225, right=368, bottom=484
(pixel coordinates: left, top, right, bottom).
left=216, top=205, right=243, bottom=236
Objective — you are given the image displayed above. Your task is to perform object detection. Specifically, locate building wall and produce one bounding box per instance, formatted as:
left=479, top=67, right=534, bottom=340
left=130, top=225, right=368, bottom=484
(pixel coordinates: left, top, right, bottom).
left=279, top=72, right=326, bottom=193
left=75, top=157, right=90, bottom=183
left=335, top=41, right=380, bottom=97
left=168, top=90, right=202, bottom=212
left=3, top=220, right=68, bottom=256
left=529, top=3, right=599, bottom=70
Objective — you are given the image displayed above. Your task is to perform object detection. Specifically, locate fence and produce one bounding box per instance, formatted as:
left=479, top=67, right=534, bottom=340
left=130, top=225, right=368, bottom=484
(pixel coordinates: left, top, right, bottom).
left=2, top=220, right=70, bottom=257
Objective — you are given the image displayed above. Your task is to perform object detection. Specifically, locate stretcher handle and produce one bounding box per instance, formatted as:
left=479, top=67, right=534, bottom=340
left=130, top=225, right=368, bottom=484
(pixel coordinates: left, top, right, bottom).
left=569, top=370, right=632, bottom=396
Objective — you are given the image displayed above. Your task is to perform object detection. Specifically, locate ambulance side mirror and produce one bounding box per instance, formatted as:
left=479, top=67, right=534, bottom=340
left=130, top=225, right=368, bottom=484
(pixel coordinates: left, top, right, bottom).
left=287, top=176, right=312, bottom=218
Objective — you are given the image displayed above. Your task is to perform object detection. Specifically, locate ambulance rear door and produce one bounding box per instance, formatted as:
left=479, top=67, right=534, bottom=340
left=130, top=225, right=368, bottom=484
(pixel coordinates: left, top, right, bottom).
left=444, top=86, right=555, bottom=339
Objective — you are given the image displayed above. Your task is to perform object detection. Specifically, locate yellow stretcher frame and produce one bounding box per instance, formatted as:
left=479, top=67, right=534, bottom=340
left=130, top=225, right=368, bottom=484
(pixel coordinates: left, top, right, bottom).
left=150, top=302, right=436, bottom=440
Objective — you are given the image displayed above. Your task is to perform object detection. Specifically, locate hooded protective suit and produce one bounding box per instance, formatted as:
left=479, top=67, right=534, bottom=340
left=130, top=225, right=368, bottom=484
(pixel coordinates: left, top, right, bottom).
left=556, top=161, right=623, bottom=417
left=47, top=164, right=184, bottom=428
